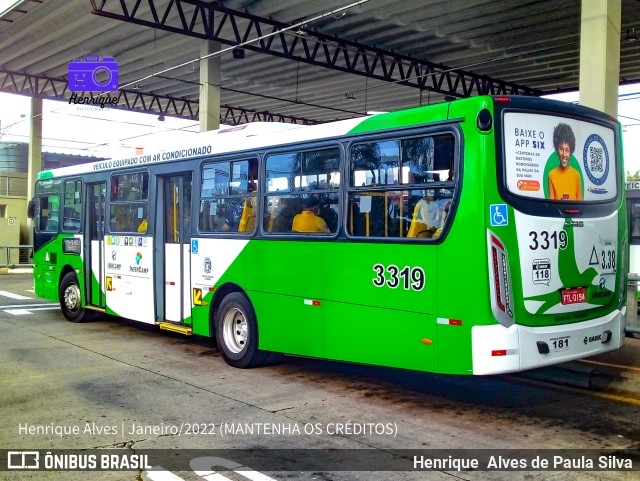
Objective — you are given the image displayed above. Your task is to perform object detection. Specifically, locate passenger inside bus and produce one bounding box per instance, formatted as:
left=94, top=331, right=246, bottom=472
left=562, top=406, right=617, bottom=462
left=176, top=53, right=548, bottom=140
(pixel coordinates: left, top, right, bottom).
left=267, top=197, right=301, bottom=233
left=317, top=197, right=338, bottom=232
left=212, top=204, right=231, bottom=232
left=292, top=197, right=330, bottom=233
left=407, top=191, right=440, bottom=238
left=238, top=197, right=256, bottom=233
left=432, top=201, right=451, bottom=239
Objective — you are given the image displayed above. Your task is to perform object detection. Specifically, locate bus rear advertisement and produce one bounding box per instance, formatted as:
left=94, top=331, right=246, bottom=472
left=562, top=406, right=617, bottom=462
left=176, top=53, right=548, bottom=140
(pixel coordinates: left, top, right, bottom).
left=29, top=95, right=628, bottom=375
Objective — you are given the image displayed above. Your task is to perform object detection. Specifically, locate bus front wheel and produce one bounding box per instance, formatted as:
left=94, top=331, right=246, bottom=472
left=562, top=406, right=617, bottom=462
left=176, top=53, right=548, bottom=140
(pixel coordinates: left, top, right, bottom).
left=215, top=292, right=267, bottom=368
left=59, top=272, right=89, bottom=322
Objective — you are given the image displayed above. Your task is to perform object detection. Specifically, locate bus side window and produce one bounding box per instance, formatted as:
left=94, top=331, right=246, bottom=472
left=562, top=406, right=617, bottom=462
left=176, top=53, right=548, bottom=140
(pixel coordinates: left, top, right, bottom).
left=200, top=159, right=257, bottom=234
left=38, top=195, right=59, bottom=232
left=110, top=172, right=149, bottom=233
left=264, top=147, right=340, bottom=235
left=348, top=133, right=456, bottom=239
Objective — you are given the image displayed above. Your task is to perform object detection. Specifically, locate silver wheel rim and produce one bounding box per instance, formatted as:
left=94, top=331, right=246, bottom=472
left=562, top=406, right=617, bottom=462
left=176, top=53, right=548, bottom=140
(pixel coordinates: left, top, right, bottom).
left=222, top=307, right=248, bottom=354
left=64, top=284, right=80, bottom=312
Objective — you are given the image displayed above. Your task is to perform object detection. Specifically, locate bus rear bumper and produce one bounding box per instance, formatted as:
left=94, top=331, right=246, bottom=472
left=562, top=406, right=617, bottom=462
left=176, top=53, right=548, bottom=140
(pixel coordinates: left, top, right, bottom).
left=471, top=310, right=625, bottom=375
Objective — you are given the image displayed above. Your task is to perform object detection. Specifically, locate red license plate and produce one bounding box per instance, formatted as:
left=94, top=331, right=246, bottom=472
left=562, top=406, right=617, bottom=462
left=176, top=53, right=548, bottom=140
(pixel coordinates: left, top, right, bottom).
left=561, top=287, right=586, bottom=305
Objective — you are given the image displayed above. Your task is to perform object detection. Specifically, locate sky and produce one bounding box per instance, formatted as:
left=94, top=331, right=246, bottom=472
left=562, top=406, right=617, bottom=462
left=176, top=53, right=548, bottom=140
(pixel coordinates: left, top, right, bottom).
left=0, top=85, right=639, bottom=173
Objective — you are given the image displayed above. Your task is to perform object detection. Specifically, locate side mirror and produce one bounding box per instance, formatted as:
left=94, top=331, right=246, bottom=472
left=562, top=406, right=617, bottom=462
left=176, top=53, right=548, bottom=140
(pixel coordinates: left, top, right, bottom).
left=27, top=198, right=36, bottom=219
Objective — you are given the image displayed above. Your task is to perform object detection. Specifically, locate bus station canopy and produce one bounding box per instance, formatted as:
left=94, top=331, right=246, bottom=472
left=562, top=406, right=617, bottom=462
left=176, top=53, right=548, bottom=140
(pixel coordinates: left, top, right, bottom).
left=0, top=0, right=639, bottom=124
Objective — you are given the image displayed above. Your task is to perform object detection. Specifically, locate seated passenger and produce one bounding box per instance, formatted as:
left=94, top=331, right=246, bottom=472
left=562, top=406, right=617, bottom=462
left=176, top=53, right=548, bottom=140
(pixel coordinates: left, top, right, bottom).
left=432, top=201, right=451, bottom=239
left=268, top=197, right=299, bottom=233
left=238, top=197, right=256, bottom=233
left=292, top=197, right=330, bottom=234
left=407, top=193, right=440, bottom=238
left=212, top=204, right=231, bottom=232
left=317, top=197, right=338, bottom=232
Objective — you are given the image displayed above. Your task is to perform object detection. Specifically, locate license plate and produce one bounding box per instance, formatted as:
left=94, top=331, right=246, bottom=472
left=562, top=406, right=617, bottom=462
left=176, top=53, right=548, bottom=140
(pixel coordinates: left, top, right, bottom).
left=561, top=287, right=586, bottom=305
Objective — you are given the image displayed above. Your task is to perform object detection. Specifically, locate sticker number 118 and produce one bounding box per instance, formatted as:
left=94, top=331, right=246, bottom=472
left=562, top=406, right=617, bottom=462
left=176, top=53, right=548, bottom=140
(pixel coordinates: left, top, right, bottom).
left=372, top=264, right=425, bottom=291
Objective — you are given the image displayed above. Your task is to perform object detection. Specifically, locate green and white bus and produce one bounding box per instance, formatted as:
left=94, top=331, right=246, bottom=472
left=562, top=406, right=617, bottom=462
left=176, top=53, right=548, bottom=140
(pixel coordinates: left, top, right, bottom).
left=626, top=181, right=640, bottom=278
left=29, top=95, right=628, bottom=375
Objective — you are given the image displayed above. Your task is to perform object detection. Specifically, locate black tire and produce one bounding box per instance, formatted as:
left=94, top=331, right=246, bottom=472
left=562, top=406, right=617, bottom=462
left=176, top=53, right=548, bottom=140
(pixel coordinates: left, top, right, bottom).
left=215, top=292, right=268, bottom=368
left=59, top=272, right=90, bottom=322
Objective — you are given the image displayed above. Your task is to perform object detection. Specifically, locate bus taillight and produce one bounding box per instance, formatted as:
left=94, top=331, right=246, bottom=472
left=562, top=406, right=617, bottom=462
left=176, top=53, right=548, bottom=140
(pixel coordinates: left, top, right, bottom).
left=492, top=246, right=505, bottom=312
left=488, top=232, right=514, bottom=327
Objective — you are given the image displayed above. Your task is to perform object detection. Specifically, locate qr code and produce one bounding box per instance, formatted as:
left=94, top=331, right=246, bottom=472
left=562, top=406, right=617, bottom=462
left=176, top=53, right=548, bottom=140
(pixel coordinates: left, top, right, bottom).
left=589, top=146, right=603, bottom=172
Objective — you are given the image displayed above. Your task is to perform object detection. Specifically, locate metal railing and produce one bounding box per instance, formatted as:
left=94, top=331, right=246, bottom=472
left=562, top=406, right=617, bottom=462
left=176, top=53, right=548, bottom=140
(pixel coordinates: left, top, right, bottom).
left=0, top=245, right=33, bottom=267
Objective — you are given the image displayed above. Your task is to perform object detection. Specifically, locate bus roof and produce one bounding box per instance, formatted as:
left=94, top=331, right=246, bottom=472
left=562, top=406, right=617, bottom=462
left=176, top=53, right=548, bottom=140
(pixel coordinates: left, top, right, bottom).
left=36, top=116, right=371, bottom=180
left=35, top=95, right=489, bottom=180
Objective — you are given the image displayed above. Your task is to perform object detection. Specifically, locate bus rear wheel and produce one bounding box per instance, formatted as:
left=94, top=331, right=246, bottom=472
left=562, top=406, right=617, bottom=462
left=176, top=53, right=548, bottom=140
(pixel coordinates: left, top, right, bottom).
left=59, top=272, right=90, bottom=322
left=215, top=292, right=267, bottom=368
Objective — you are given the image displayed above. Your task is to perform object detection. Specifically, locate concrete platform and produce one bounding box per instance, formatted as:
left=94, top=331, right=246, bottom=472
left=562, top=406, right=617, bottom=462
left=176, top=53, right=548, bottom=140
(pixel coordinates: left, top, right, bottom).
left=0, top=267, right=34, bottom=275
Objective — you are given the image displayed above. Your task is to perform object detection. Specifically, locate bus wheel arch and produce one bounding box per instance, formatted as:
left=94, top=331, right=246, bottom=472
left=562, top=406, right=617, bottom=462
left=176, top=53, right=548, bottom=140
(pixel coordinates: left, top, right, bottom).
left=213, top=286, right=268, bottom=368
left=58, top=268, right=89, bottom=323
left=210, top=283, right=241, bottom=331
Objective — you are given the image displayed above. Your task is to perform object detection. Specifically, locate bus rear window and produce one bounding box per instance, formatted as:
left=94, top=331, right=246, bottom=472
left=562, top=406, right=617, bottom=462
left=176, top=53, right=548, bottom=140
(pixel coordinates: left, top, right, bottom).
left=502, top=112, right=617, bottom=202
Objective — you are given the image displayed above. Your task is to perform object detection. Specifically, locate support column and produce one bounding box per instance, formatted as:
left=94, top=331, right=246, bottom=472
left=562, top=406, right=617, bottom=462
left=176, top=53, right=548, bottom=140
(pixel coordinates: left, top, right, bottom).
left=199, top=40, right=221, bottom=132
left=578, top=0, right=621, bottom=117
left=26, top=97, right=43, bottom=244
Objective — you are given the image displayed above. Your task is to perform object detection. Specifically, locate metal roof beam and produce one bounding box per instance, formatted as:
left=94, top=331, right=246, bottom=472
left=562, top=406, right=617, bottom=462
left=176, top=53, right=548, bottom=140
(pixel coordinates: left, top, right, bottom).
left=0, top=69, right=320, bottom=125
left=89, top=0, right=541, bottom=98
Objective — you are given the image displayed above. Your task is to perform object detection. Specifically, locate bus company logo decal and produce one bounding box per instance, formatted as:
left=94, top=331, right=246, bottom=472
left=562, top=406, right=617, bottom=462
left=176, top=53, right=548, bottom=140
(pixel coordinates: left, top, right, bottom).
left=591, top=277, right=611, bottom=299
left=584, top=333, right=602, bottom=345
left=203, top=257, right=212, bottom=274
left=587, top=187, right=608, bottom=195
left=108, top=250, right=121, bottom=270
left=130, top=252, right=149, bottom=274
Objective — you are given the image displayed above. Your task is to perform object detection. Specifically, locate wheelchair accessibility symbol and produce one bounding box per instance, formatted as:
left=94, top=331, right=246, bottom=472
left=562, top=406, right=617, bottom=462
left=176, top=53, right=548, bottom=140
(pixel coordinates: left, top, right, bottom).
left=490, top=204, right=508, bottom=226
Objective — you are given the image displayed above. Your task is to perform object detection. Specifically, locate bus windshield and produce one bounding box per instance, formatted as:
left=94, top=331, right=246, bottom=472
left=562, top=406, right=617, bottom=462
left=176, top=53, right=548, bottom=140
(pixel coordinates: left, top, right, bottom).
left=502, top=111, right=618, bottom=202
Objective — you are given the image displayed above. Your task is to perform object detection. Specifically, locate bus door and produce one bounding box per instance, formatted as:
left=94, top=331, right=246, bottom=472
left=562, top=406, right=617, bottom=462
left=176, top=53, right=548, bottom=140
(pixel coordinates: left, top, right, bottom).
left=159, top=174, right=192, bottom=324
left=85, top=182, right=106, bottom=308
